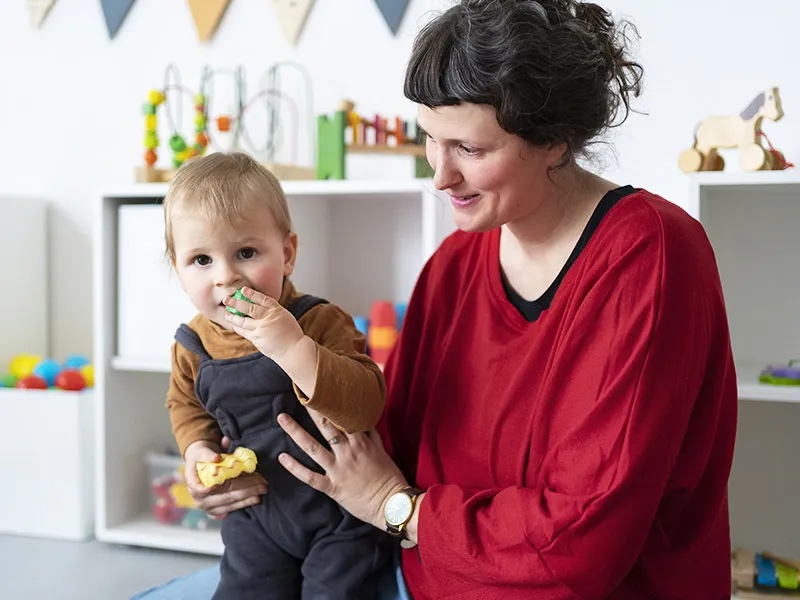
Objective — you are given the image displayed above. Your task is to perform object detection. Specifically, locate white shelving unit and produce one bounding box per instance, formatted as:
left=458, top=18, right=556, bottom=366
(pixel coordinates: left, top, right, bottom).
left=689, top=171, right=800, bottom=575
left=94, top=171, right=800, bottom=569
left=93, top=179, right=453, bottom=555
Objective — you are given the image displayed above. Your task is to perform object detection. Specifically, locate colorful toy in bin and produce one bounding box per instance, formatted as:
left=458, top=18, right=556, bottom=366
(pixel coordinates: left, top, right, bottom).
left=150, top=462, right=218, bottom=529
left=15, top=375, right=48, bottom=389
left=196, top=446, right=258, bottom=488
left=33, top=358, right=61, bottom=387
left=2, top=353, right=94, bottom=391
left=759, top=361, right=800, bottom=385
left=9, top=354, right=42, bottom=379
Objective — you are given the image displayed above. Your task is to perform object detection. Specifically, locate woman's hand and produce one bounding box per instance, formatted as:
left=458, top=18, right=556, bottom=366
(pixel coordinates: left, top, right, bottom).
left=277, top=409, right=409, bottom=530
left=184, top=437, right=268, bottom=517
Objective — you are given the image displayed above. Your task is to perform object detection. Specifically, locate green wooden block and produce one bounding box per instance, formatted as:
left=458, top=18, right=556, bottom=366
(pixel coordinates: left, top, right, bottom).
left=225, top=288, right=254, bottom=317
left=415, top=156, right=434, bottom=178
left=316, top=112, right=346, bottom=180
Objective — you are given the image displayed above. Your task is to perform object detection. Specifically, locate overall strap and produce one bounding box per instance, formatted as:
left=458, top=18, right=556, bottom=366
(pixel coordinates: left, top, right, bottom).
left=286, top=295, right=329, bottom=321
left=174, top=324, right=212, bottom=360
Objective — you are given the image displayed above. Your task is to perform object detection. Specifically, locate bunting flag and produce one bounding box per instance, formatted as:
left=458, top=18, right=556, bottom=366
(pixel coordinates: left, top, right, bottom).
left=187, top=0, right=232, bottom=43
left=270, top=0, right=315, bottom=46
left=100, top=0, right=137, bottom=39
left=374, top=0, right=410, bottom=35
left=28, top=0, right=56, bottom=28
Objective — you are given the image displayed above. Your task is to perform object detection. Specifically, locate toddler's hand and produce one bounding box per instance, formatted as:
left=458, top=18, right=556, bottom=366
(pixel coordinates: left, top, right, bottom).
left=184, top=440, right=221, bottom=495
left=223, top=287, right=304, bottom=361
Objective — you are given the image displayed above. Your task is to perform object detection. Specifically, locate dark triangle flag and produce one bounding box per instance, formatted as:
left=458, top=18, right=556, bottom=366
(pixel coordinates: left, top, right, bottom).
left=374, top=0, right=410, bottom=36
left=100, top=0, right=137, bottom=39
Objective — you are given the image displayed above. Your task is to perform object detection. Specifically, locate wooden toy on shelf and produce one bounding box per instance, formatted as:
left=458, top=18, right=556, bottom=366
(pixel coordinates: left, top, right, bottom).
left=137, top=63, right=317, bottom=183
left=732, top=547, right=800, bottom=598
left=317, top=100, right=433, bottom=180
left=678, top=87, right=790, bottom=173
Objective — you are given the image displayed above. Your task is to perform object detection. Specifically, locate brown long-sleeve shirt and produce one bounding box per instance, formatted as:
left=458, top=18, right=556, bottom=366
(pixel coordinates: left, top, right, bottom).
left=167, top=279, right=386, bottom=456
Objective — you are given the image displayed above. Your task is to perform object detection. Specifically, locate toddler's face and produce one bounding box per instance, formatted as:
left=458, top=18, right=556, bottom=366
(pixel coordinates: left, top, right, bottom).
left=171, top=203, right=296, bottom=328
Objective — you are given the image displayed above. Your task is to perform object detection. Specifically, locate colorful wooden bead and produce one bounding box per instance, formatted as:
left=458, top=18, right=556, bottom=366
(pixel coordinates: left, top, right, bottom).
left=142, top=103, right=156, bottom=116
left=144, top=149, right=157, bottom=166
left=169, top=134, right=187, bottom=152
left=145, top=114, right=157, bottom=132
left=217, top=115, right=231, bottom=132
left=144, top=132, right=158, bottom=150
left=149, top=90, right=165, bottom=106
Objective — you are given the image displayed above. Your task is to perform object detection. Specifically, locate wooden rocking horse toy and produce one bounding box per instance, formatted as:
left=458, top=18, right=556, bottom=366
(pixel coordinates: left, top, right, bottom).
left=678, top=87, right=787, bottom=172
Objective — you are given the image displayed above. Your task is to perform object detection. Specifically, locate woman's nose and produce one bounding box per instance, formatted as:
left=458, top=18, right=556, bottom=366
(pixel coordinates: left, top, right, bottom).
left=432, top=151, right=461, bottom=191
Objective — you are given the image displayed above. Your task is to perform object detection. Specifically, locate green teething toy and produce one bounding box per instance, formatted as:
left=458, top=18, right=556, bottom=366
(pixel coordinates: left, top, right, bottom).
left=225, top=288, right=254, bottom=317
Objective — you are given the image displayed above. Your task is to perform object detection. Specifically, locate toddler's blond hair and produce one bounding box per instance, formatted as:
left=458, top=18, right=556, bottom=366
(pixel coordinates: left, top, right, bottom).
left=163, top=152, right=293, bottom=262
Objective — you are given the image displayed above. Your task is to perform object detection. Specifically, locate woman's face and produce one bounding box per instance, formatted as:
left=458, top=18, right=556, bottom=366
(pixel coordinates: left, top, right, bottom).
left=418, top=103, right=564, bottom=233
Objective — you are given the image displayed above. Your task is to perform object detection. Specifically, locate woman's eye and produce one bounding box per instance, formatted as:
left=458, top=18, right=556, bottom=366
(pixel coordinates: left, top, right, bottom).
left=194, top=255, right=211, bottom=266
left=238, top=248, right=256, bottom=260
left=460, top=145, right=478, bottom=155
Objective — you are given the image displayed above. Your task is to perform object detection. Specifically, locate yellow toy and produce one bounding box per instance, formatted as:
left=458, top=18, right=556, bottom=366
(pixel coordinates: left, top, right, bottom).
left=196, top=446, right=258, bottom=488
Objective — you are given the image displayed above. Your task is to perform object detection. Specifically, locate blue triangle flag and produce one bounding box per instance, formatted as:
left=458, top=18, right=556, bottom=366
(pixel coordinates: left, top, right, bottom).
left=100, top=0, right=137, bottom=39
left=374, top=0, right=410, bottom=36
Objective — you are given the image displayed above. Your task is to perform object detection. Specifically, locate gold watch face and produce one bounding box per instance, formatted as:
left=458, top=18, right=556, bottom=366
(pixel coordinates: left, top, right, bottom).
left=384, top=492, right=413, bottom=526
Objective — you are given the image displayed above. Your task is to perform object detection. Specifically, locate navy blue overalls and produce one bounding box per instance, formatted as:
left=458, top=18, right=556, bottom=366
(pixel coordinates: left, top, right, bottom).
left=175, top=295, right=391, bottom=600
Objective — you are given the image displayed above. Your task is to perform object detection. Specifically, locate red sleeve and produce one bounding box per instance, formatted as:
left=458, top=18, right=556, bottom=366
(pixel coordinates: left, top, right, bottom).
left=416, top=218, right=735, bottom=598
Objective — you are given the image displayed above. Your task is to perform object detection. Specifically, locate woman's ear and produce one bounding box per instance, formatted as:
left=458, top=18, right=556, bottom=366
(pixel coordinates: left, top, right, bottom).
left=283, top=232, right=298, bottom=277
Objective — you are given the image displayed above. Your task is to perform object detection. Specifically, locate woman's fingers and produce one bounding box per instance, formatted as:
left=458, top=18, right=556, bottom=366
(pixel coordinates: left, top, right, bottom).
left=306, top=410, right=346, bottom=447
left=277, top=413, right=336, bottom=468
left=278, top=452, right=332, bottom=495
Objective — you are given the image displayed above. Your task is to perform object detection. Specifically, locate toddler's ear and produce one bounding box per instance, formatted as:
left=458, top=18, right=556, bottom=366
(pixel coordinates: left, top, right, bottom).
left=283, top=232, right=298, bottom=276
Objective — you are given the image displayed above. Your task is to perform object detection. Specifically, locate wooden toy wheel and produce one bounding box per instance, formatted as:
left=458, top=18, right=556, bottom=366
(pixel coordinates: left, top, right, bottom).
left=740, top=143, right=768, bottom=171
left=702, top=150, right=725, bottom=171
left=678, top=148, right=703, bottom=173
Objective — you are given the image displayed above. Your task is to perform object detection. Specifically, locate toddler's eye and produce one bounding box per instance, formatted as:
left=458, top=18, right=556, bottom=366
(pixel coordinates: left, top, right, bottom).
left=238, top=248, right=256, bottom=260
left=194, top=255, right=211, bottom=266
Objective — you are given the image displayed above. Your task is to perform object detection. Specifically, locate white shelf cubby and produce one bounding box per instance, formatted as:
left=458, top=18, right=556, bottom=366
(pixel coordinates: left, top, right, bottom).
left=93, top=179, right=453, bottom=554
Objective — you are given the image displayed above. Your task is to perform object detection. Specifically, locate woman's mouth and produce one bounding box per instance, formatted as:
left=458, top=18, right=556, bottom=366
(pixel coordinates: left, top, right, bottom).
left=449, top=193, right=480, bottom=208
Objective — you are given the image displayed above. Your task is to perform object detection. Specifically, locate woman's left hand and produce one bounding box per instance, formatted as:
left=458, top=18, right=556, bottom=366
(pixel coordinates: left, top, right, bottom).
left=277, top=409, right=409, bottom=530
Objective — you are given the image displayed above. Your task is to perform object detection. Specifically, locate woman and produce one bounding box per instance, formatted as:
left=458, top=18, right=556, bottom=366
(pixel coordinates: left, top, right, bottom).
left=134, top=1, right=737, bottom=598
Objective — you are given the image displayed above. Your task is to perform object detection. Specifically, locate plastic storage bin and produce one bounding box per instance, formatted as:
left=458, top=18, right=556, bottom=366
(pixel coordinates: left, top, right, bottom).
left=146, top=451, right=220, bottom=531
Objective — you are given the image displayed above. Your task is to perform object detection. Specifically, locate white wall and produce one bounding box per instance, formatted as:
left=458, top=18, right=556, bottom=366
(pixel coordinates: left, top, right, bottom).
left=0, top=0, right=797, bottom=359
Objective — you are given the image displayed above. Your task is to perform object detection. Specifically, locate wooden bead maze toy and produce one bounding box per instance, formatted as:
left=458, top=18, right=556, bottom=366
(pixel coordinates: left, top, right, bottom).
left=137, top=63, right=317, bottom=183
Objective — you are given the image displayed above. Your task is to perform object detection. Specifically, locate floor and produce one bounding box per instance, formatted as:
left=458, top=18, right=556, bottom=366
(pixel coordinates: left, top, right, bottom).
left=0, top=534, right=218, bottom=600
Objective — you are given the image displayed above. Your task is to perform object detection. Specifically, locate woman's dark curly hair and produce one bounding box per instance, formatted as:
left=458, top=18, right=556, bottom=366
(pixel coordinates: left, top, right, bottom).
left=404, top=0, right=644, bottom=167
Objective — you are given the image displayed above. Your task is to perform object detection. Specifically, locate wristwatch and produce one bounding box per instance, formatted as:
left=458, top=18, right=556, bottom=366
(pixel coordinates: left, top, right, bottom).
left=384, top=487, right=424, bottom=548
